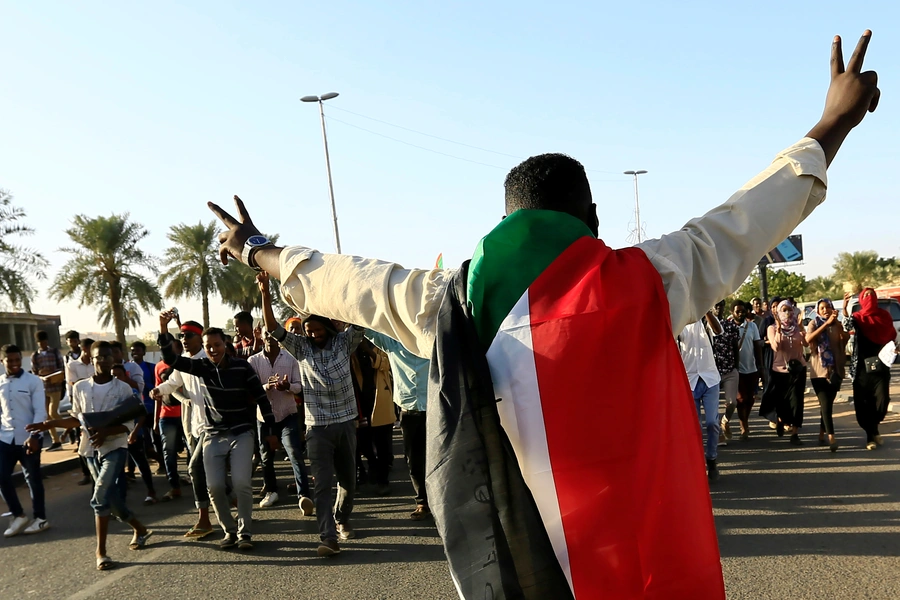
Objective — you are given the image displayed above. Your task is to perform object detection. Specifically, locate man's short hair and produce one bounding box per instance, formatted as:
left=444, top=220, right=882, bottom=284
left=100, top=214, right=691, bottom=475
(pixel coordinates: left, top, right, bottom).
left=233, top=311, right=254, bottom=326
left=110, top=340, right=123, bottom=350
left=35, top=330, right=49, bottom=342
left=91, top=340, right=112, bottom=353
left=82, top=338, right=96, bottom=349
left=731, top=299, right=745, bottom=311
left=131, top=341, right=147, bottom=351
left=750, top=297, right=762, bottom=304
left=203, top=327, right=227, bottom=341
left=1, top=344, right=21, bottom=358
left=504, top=153, right=592, bottom=216
left=65, top=330, right=80, bottom=340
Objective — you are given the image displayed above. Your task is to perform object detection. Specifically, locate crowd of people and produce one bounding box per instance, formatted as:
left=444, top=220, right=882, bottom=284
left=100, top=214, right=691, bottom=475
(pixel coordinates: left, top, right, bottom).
left=0, top=29, right=888, bottom=600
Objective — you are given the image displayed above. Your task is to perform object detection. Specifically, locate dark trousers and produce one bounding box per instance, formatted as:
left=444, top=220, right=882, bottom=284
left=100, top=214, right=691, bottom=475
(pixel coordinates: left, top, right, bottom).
left=259, top=417, right=310, bottom=497
left=854, top=369, right=890, bottom=442
left=400, top=410, right=427, bottom=506
left=159, top=416, right=186, bottom=489
left=357, top=424, right=392, bottom=486
left=127, top=433, right=156, bottom=496
left=0, top=440, right=45, bottom=520
left=812, top=377, right=841, bottom=435
left=307, top=420, right=357, bottom=542
left=761, top=369, right=807, bottom=427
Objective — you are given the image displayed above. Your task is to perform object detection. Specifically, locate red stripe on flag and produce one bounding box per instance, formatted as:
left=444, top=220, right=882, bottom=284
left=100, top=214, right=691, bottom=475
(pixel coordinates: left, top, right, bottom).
left=527, top=237, right=724, bottom=599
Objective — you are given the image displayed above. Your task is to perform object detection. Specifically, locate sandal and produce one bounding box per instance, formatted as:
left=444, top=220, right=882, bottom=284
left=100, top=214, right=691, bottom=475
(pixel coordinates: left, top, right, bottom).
left=184, top=525, right=214, bottom=539
left=129, top=529, right=153, bottom=550
left=143, top=496, right=158, bottom=506
left=96, top=556, right=115, bottom=571
left=160, top=490, right=181, bottom=502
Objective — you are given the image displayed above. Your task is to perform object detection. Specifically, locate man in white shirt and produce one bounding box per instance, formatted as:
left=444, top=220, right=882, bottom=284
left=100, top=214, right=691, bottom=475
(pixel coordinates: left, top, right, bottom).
left=28, top=341, right=152, bottom=571
left=207, top=32, right=880, bottom=599
left=0, top=344, right=49, bottom=537
left=679, top=311, right=723, bottom=481
left=65, top=337, right=96, bottom=485
left=150, top=320, right=215, bottom=538
left=731, top=301, right=764, bottom=440
left=248, top=334, right=313, bottom=514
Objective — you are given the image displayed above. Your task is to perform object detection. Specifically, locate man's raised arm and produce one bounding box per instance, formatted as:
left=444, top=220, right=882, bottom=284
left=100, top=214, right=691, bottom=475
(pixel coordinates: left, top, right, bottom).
left=638, top=31, right=880, bottom=334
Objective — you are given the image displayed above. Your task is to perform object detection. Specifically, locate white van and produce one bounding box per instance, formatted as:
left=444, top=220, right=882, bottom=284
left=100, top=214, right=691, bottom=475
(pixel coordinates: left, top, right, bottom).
left=844, top=296, right=900, bottom=358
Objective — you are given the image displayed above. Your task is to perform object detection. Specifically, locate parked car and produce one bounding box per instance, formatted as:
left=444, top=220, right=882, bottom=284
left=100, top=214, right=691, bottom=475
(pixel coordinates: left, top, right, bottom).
left=844, top=296, right=900, bottom=359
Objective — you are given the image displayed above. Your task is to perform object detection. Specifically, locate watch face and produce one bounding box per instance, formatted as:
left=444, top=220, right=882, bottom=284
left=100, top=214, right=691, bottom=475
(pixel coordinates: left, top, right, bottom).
left=248, top=235, right=268, bottom=246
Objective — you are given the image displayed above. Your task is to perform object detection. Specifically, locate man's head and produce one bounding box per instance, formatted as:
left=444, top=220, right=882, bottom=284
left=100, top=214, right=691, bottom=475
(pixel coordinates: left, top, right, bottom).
left=285, top=317, right=303, bottom=335
left=731, top=300, right=747, bottom=322
left=714, top=299, right=726, bottom=319
left=65, top=330, right=81, bottom=352
left=109, top=341, right=125, bottom=364
left=303, top=315, right=337, bottom=349
left=750, top=297, right=762, bottom=314
left=90, top=341, right=115, bottom=376
left=1, top=344, right=23, bottom=376
left=504, top=154, right=598, bottom=236
left=130, top=341, right=147, bottom=362
left=202, top=327, right=229, bottom=364
left=35, top=330, right=50, bottom=351
left=264, top=333, right=280, bottom=355
left=233, top=311, right=254, bottom=337
left=179, top=321, right=204, bottom=355
left=81, top=338, right=96, bottom=358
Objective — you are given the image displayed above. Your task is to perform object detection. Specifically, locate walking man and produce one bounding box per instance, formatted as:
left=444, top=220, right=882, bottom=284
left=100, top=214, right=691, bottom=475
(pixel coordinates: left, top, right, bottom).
left=31, top=330, right=65, bottom=450
left=0, top=344, right=50, bottom=537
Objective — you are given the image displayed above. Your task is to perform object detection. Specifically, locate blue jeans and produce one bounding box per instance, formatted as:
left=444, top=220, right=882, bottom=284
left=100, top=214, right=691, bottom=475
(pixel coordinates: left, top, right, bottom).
left=86, top=448, right=133, bottom=521
left=692, top=378, right=720, bottom=461
left=0, top=440, right=45, bottom=520
left=159, top=417, right=186, bottom=489
left=258, top=416, right=310, bottom=497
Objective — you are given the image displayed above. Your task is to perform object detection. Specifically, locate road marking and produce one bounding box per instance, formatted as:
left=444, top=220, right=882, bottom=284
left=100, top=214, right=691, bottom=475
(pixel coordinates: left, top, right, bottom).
left=65, top=545, right=176, bottom=600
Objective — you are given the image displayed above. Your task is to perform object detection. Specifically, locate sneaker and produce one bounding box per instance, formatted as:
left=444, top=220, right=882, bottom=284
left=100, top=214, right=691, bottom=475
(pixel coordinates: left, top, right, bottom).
left=866, top=441, right=878, bottom=451
left=721, top=419, right=732, bottom=440
left=77, top=476, right=92, bottom=486
left=768, top=421, right=778, bottom=430
left=219, top=533, right=238, bottom=549
left=237, top=536, right=253, bottom=551
left=336, top=523, right=355, bottom=540
left=706, top=459, right=719, bottom=483
left=874, top=434, right=884, bottom=446
left=4, top=515, right=30, bottom=538
left=299, top=496, right=314, bottom=516
left=410, top=505, right=431, bottom=521
left=789, top=434, right=803, bottom=446
left=259, top=491, right=279, bottom=508
left=317, top=539, right=341, bottom=556
left=23, top=518, right=50, bottom=535
left=717, top=436, right=727, bottom=447
left=46, top=442, right=62, bottom=452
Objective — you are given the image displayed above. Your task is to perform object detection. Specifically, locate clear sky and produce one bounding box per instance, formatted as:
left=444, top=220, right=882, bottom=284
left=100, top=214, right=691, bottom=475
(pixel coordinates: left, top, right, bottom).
left=2, top=1, right=897, bottom=336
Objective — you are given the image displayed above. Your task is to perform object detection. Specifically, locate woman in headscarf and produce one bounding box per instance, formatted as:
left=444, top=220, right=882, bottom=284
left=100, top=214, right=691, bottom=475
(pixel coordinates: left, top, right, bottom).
left=842, top=289, right=898, bottom=450
left=806, top=299, right=849, bottom=452
left=759, top=299, right=808, bottom=445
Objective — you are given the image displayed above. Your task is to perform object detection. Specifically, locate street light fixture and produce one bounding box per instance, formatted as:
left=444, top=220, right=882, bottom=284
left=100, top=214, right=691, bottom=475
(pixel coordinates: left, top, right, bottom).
left=301, top=92, right=342, bottom=253
left=623, top=169, right=648, bottom=244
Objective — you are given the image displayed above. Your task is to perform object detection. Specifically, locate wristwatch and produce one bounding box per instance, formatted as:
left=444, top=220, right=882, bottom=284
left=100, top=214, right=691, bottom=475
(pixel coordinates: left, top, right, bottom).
left=241, top=235, right=274, bottom=271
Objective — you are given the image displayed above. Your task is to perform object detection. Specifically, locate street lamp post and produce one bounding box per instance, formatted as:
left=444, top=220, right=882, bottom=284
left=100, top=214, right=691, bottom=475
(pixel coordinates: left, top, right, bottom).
left=623, top=169, right=648, bottom=244
left=301, top=92, right=342, bottom=253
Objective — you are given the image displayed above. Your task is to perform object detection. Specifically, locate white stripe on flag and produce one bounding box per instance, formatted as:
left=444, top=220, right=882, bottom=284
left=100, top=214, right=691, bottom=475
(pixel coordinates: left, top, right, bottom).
left=486, top=290, right=573, bottom=591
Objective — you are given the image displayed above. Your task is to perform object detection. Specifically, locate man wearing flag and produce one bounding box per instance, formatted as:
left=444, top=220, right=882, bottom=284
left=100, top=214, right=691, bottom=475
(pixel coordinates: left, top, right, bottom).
left=209, top=32, right=880, bottom=600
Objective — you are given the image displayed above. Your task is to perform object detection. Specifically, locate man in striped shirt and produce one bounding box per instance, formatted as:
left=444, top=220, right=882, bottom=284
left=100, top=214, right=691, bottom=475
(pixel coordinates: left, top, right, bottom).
left=158, top=312, right=278, bottom=551
left=248, top=335, right=313, bottom=514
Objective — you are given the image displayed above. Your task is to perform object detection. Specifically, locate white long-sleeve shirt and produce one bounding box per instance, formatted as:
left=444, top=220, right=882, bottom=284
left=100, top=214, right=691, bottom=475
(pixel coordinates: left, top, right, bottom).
left=276, top=138, right=827, bottom=358
left=0, top=371, right=47, bottom=445
left=248, top=349, right=302, bottom=423
left=154, top=349, right=207, bottom=438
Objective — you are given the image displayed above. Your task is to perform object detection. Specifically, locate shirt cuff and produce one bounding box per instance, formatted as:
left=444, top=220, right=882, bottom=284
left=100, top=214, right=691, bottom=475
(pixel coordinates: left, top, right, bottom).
left=270, top=325, right=288, bottom=342
left=280, top=246, right=317, bottom=280
left=777, top=137, right=828, bottom=189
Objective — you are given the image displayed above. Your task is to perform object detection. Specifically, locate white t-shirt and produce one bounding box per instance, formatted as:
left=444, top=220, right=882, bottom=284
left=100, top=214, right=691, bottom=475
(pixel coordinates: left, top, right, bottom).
left=71, top=377, right=135, bottom=458
left=679, top=320, right=721, bottom=390
left=736, top=320, right=761, bottom=374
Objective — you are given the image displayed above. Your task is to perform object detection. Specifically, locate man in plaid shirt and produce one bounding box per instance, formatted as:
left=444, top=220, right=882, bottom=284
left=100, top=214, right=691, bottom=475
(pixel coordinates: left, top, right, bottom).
left=257, top=272, right=363, bottom=558
left=30, top=331, right=65, bottom=450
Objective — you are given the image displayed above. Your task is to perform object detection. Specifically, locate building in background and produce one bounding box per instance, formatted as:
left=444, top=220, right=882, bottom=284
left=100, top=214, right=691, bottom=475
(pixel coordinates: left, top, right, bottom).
left=0, top=312, right=62, bottom=352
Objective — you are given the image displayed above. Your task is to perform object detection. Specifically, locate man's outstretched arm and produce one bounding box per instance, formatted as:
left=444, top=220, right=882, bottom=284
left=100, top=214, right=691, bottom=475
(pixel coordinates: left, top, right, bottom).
left=639, top=31, right=880, bottom=334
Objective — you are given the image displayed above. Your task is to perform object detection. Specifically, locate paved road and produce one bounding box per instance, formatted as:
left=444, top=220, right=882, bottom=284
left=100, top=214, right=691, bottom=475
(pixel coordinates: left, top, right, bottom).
left=2, top=394, right=899, bottom=599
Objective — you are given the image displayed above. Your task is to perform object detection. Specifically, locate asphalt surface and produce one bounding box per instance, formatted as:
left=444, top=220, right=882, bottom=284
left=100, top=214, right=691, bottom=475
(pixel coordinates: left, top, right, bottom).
left=2, top=390, right=899, bottom=599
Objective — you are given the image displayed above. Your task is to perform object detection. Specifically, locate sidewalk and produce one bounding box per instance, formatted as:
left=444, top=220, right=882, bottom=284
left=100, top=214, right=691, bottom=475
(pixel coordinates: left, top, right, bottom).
left=12, top=438, right=81, bottom=482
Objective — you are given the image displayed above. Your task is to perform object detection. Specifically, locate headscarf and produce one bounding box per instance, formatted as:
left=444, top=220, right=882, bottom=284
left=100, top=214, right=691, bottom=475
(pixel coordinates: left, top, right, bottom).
left=284, top=317, right=303, bottom=330
left=813, top=298, right=835, bottom=369
left=776, top=299, right=798, bottom=337
left=854, top=288, right=896, bottom=346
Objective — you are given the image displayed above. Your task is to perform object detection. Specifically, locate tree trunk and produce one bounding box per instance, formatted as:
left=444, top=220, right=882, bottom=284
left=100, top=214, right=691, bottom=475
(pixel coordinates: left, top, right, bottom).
left=108, top=277, right=126, bottom=345
left=201, top=276, right=210, bottom=329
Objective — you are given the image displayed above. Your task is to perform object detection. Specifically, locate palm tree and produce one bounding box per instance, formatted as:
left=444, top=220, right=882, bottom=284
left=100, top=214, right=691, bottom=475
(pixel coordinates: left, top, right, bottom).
left=158, top=221, right=232, bottom=328
left=51, top=214, right=163, bottom=344
left=0, top=189, right=49, bottom=311
left=217, top=234, right=295, bottom=322
left=832, top=251, right=880, bottom=294
left=801, top=276, right=843, bottom=302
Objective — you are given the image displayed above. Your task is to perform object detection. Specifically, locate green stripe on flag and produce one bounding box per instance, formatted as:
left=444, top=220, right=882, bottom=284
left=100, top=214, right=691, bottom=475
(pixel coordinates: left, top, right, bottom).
left=466, top=209, right=593, bottom=347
